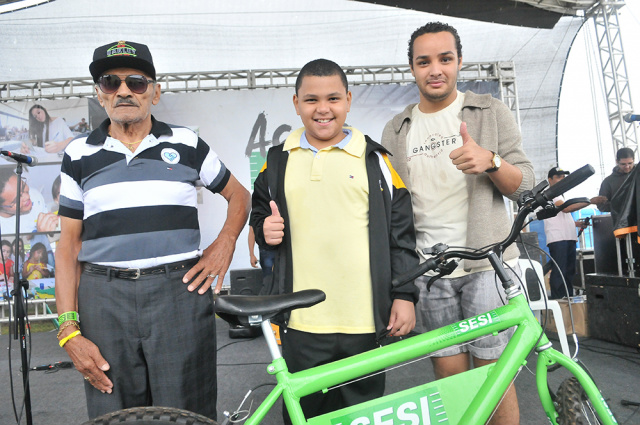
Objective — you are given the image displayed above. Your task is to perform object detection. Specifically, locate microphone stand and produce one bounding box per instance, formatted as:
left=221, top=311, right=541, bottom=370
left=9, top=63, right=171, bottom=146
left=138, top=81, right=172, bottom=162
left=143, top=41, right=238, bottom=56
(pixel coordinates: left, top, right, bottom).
left=9, top=161, right=34, bottom=425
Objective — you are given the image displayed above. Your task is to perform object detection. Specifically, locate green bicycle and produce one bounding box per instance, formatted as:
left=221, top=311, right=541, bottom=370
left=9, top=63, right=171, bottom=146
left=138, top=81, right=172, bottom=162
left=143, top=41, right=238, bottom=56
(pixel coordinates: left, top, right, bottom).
left=85, top=164, right=616, bottom=425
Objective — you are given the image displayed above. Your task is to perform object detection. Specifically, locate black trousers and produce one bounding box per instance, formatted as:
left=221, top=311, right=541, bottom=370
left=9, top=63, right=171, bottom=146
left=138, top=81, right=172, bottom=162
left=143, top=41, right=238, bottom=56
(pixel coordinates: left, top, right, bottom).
left=281, top=328, right=385, bottom=424
left=78, top=267, right=217, bottom=420
left=548, top=240, right=576, bottom=299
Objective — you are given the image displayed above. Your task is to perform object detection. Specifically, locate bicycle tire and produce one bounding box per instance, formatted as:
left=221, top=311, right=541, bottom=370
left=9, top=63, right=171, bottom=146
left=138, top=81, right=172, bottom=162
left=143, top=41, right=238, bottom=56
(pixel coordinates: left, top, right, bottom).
left=81, top=406, right=219, bottom=425
left=555, top=377, right=603, bottom=425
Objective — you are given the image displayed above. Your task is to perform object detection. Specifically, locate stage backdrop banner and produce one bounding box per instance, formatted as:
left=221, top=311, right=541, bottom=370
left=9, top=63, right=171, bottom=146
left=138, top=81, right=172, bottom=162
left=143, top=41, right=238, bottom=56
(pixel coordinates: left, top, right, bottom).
left=0, top=99, right=88, bottom=296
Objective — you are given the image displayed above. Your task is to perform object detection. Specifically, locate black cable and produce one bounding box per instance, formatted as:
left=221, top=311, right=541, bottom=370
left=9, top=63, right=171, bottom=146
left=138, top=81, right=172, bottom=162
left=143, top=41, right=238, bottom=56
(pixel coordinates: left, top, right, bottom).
left=621, top=403, right=639, bottom=425
left=216, top=336, right=261, bottom=352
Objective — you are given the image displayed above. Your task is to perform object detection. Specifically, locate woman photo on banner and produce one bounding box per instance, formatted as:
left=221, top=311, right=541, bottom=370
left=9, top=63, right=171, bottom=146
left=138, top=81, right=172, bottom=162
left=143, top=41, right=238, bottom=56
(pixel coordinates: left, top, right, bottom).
left=25, top=104, right=74, bottom=154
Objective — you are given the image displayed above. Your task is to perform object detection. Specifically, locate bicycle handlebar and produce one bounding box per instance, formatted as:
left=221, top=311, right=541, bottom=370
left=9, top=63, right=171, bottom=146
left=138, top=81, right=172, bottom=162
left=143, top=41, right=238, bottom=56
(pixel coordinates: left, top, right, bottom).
left=391, top=164, right=595, bottom=288
left=540, top=165, right=594, bottom=202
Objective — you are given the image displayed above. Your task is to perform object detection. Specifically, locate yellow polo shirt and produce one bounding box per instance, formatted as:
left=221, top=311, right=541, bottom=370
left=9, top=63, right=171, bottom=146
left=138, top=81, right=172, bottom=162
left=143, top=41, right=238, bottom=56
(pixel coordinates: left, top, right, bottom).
left=284, top=127, right=375, bottom=334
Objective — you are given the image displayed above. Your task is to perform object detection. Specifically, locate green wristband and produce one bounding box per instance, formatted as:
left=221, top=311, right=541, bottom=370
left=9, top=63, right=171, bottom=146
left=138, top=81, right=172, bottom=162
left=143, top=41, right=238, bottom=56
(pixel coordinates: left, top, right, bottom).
left=58, top=311, right=79, bottom=326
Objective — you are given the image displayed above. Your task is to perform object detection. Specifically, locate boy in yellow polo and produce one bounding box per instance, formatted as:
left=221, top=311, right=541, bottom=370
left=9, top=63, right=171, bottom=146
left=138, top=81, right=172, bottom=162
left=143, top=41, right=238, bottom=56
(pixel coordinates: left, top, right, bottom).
left=250, top=59, right=419, bottom=422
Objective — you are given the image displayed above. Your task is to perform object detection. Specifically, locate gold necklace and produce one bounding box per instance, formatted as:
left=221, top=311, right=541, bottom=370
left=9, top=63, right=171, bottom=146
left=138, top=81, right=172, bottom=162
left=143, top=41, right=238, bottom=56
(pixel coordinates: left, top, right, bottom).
left=119, top=139, right=143, bottom=147
left=108, top=133, right=143, bottom=150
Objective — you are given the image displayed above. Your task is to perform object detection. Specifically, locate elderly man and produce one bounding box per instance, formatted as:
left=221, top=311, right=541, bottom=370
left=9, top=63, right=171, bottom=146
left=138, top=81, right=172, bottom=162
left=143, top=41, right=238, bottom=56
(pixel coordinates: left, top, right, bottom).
left=54, top=41, right=250, bottom=420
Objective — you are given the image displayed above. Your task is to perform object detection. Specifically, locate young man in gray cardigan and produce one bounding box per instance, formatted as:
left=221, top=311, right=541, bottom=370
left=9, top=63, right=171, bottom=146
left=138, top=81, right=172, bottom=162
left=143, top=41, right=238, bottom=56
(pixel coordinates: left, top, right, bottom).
left=381, top=22, right=534, bottom=425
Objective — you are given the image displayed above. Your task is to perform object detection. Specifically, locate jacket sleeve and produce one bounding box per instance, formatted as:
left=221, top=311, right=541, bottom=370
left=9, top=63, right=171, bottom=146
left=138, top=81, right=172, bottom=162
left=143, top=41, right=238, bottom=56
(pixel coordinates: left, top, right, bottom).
left=597, top=177, right=613, bottom=212
left=249, top=162, right=275, bottom=249
left=493, top=100, right=535, bottom=201
left=386, top=158, right=420, bottom=304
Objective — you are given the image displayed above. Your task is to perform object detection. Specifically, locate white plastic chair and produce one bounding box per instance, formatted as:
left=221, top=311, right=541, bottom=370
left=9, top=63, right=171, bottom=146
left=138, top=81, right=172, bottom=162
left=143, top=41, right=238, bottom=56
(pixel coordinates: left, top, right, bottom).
left=517, top=259, right=571, bottom=357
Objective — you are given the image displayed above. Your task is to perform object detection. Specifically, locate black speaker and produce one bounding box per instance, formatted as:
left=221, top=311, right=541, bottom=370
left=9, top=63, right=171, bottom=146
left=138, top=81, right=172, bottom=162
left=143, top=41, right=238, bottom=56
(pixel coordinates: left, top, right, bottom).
left=585, top=274, right=640, bottom=348
left=592, top=214, right=618, bottom=274
left=229, top=268, right=264, bottom=295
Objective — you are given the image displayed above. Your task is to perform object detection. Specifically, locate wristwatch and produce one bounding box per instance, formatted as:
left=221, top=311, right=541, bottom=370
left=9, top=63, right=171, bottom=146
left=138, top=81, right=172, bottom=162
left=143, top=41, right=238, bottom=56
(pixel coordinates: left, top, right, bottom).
left=486, top=151, right=502, bottom=173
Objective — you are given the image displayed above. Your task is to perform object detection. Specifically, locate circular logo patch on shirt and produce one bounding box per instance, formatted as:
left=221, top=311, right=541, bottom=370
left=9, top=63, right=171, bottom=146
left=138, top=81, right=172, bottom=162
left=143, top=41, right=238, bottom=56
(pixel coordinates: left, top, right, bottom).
left=161, top=148, right=180, bottom=164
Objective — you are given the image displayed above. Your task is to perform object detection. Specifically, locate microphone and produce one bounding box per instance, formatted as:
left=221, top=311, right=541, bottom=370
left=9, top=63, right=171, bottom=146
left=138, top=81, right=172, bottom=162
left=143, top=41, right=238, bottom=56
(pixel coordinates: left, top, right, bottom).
left=623, top=113, right=640, bottom=123
left=577, top=216, right=591, bottom=238
left=0, top=150, right=38, bottom=165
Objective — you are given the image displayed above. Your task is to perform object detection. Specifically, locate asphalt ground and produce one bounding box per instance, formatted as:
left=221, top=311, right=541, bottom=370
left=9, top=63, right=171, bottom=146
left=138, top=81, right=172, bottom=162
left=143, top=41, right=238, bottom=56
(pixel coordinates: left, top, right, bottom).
left=2, top=318, right=639, bottom=425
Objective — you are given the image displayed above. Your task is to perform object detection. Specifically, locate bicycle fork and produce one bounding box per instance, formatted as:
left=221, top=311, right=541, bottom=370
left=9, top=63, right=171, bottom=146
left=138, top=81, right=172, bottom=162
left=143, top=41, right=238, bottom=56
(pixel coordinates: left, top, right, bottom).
left=535, top=346, right=618, bottom=424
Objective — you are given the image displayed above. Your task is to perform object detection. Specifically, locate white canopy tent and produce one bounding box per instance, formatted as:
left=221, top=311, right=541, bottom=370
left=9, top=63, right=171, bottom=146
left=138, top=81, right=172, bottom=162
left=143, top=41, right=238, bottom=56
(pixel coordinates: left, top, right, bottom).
left=0, top=0, right=590, bottom=179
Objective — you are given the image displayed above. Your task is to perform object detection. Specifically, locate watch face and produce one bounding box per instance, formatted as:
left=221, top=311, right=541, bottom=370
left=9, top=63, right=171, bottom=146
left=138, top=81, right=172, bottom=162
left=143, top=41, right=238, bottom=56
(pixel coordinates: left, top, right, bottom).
left=494, top=154, right=502, bottom=168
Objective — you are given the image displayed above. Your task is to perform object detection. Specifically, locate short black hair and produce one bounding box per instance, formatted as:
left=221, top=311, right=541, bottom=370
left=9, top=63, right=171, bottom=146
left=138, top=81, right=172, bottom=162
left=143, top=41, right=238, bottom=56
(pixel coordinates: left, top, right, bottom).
left=616, top=147, right=635, bottom=161
left=29, top=242, right=47, bottom=257
left=51, top=175, right=61, bottom=200
left=0, top=166, right=17, bottom=204
left=295, top=59, right=348, bottom=95
left=408, top=22, right=462, bottom=64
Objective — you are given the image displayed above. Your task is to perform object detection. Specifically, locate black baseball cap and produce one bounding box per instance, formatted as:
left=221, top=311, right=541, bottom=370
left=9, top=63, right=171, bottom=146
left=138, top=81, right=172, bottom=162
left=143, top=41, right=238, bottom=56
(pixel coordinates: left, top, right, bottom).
left=89, top=41, right=156, bottom=83
left=548, top=167, right=570, bottom=178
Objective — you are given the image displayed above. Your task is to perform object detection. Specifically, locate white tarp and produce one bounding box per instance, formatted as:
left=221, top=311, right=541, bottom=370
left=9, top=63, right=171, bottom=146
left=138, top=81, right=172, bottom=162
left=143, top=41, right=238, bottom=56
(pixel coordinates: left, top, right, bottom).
left=0, top=0, right=588, bottom=182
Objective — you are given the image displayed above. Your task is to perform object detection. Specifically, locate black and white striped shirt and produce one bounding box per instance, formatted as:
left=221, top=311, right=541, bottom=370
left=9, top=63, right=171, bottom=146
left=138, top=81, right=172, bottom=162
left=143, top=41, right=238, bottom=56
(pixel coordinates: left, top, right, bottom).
left=59, top=116, right=230, bottom=268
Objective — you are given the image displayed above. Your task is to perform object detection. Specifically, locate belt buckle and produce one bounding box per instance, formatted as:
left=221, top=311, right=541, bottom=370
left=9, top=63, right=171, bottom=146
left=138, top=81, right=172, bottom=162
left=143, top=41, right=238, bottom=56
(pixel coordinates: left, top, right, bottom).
left=125, top=268, right=141, bottom=279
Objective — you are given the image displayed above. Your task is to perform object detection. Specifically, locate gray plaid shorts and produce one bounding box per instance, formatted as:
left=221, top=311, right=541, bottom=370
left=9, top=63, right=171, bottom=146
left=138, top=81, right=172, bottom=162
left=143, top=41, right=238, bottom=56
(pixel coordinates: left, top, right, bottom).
left=414, top=265, right=520, bottom=359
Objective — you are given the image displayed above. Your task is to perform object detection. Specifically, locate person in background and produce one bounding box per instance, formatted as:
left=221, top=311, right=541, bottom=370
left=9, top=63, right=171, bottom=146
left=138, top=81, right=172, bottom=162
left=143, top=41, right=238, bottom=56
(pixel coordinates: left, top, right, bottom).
left=55, top=40, right=250, bottom=420
left=591, top=147, right=635, bottom=212
left=27, top=104, right=74, bottom=154
left=0, top=239, right=14, bottom=293
left=0, top=167, right=59, bottom=235
left=544, top=167, right=590, bottom=299
left=48, top=174, right=61, bottom=214
left=11, top=238, right=25, bottom=277
left=23, top=242, right=51, bottom=280
left=71, top=118, right=90, bottom=133
left=248, top=225, right=275, bottom=282
left=381, top=22, right=535, bottom=425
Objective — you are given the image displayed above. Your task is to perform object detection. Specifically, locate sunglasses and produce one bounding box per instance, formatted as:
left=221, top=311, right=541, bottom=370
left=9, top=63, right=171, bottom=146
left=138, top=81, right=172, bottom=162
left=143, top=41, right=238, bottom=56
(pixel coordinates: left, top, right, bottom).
left=97, top=74, right=155, bottom=94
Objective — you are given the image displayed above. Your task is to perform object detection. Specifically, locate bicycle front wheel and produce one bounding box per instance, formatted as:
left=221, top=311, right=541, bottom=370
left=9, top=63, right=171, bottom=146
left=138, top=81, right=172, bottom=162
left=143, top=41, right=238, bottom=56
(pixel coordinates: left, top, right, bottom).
left=81, top=406, right=219, bottom=425
left=555, top=377, right=603, bottom=425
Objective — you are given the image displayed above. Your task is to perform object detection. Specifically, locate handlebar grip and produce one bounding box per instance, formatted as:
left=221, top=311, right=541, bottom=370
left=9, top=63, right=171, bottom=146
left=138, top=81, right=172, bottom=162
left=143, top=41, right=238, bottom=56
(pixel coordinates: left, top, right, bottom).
left=392, top=258, right=439, bottom=288
left=543, top=164, right=595, bottom=201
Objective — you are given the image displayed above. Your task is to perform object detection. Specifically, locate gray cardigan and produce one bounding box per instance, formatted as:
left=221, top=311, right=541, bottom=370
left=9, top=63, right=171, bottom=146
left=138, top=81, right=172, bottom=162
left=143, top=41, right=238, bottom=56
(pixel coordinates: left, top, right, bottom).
left=381, top=91, right=535, bottom=269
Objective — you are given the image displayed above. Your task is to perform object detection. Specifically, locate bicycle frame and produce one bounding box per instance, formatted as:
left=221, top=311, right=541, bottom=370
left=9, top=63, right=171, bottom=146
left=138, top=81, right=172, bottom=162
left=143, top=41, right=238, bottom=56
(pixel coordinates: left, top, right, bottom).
left=240, top=281, right=616, bottom=425
left=229, top=165, right=617, bottom=425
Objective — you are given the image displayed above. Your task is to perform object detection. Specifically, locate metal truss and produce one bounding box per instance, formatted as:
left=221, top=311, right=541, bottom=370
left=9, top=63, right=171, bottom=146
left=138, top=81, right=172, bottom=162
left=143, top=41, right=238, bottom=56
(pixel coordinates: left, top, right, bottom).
left=588, top=0, right=638, bottom=155
left=0, top=61, right=519, bottom=119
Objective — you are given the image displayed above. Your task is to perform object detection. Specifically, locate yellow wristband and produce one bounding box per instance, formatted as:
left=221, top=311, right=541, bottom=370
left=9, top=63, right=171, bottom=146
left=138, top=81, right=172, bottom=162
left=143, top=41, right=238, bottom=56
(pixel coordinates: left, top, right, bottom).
left=59, top=330, right=81, bottom=348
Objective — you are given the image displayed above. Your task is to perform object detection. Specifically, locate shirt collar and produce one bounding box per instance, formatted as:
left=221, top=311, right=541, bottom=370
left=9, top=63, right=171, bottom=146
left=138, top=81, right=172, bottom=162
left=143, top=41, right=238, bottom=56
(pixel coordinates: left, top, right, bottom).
left=86, top=115, right=173, bottom=145
left=284, top=127, right=365, bottom=157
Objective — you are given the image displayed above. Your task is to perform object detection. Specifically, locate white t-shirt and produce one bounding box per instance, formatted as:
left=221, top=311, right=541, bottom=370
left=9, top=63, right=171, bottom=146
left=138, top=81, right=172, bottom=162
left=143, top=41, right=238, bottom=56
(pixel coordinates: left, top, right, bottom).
left=43, top=117, right=73, bottom=144
left=544, top=196, right=578, bottom=244
left=406, top=92, right=471, bottom=277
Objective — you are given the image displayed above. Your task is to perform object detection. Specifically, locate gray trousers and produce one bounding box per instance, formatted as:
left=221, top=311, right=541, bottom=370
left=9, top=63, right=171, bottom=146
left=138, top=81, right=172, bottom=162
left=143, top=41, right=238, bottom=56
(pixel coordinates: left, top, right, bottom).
left=78, top=266, right=217, bottom=420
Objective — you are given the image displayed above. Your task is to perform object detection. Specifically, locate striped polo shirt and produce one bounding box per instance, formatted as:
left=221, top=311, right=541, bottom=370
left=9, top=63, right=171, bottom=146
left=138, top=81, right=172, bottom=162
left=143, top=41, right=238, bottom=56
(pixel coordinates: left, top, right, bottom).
left=58, top=116, right=230, bottom=268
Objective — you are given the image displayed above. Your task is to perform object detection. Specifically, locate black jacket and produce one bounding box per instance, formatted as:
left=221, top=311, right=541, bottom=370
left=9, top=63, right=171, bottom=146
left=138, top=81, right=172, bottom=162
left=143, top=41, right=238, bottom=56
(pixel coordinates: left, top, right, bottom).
left=249, top=133, right=419, bottom=341
left=598, top=166, right=632, bottom=212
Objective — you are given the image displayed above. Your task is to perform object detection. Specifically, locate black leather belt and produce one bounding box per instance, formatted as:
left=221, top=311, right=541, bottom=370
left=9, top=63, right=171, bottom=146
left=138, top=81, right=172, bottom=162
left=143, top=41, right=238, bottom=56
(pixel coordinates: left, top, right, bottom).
left=83, top=259, right=198, bottom=280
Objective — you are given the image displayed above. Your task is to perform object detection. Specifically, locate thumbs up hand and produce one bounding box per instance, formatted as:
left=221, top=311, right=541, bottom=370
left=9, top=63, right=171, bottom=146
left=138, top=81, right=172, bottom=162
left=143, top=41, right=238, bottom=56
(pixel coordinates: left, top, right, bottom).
left=264, top=200, right=285, bottom=245
left=449, top=122, right=494, bottom=174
